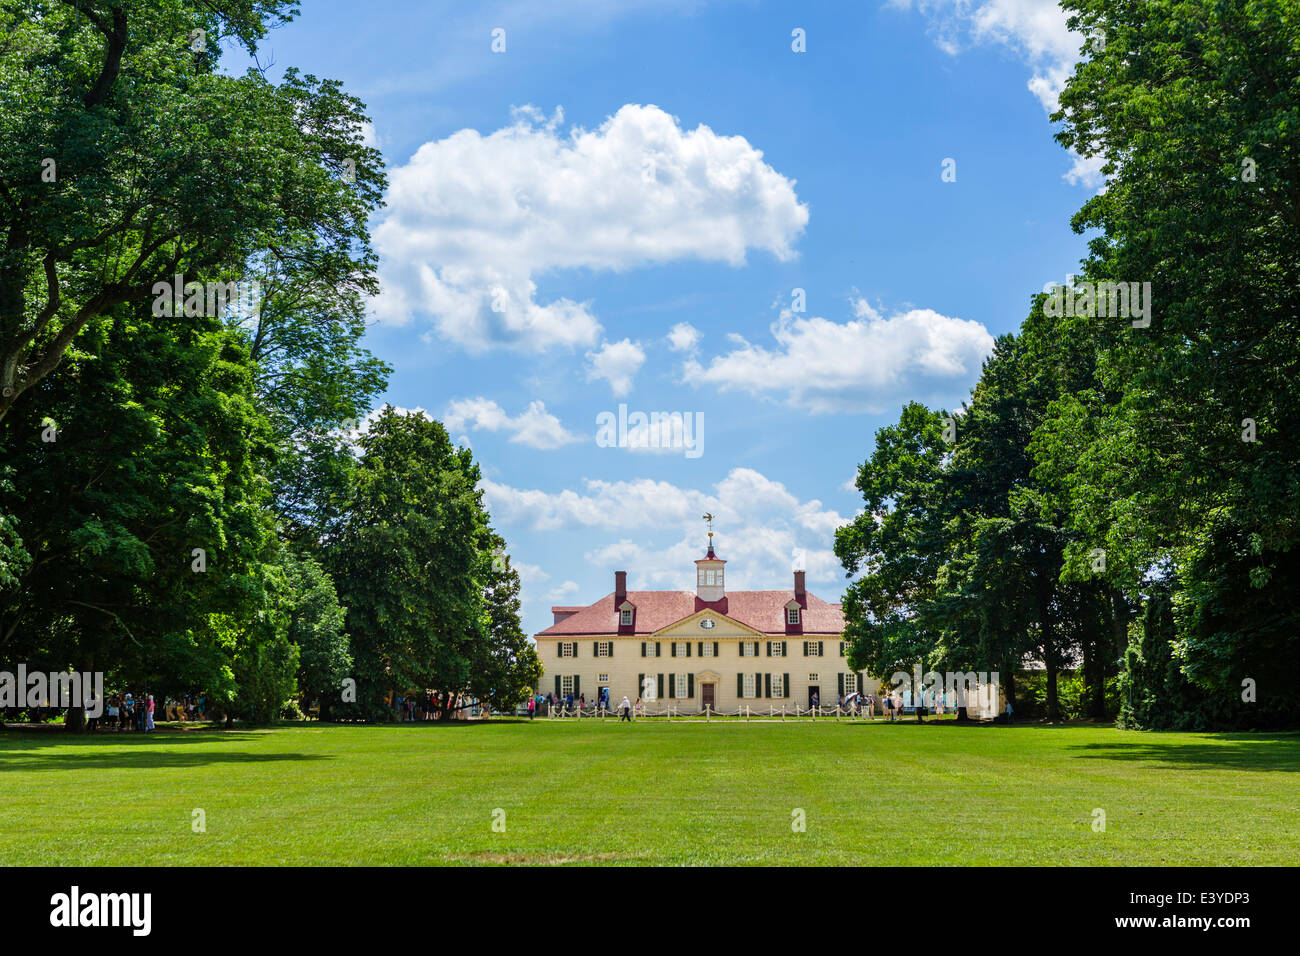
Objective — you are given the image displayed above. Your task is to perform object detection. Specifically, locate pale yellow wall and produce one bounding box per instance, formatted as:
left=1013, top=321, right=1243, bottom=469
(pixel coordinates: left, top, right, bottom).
left=539, top=618, right=864, bottom=712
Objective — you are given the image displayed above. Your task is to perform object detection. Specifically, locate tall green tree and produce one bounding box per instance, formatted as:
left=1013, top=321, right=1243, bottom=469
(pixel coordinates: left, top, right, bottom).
left=1041, top=0, right=1300, bottom=721
left=0, top=0, right=383, bottom=420
left=329, top=409, right=487, bottom=720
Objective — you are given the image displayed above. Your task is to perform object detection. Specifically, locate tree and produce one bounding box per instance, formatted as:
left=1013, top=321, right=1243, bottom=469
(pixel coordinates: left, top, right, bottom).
left=0, top=298, right=280, bottom=729
left=466, top=532, right=542, bottom=714
left=834, top=402, right=954, bottom=695
left=0, top=0, right=383, bottom=420
left=282, top=550, right=351, bottom=719
left=328, top=409, right=487, bottom=720
left=229, top=247, right=390, bottom=547
left=1042, top=0, right=1300, bottom=718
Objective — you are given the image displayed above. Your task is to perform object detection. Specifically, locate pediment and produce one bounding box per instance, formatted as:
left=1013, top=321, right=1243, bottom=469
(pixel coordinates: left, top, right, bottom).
left=650, top=608, right=767, bottom=639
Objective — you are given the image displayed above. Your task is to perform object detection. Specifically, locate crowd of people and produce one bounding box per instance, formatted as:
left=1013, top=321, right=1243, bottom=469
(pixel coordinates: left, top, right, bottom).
left=85, top=692, right=206, bottom=731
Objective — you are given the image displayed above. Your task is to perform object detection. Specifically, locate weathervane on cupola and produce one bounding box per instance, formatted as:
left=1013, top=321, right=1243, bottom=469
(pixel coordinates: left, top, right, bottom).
left=696, top=513, right=725, bottom=600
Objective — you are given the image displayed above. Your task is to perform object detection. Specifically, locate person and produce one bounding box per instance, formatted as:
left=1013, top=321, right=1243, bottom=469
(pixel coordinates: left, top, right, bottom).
left=1005, top=699, right=1013, bottom=724
left=527, top=696, right=535, bottom=719
left=145, top=694, right=156, bottom=732
left=884, top=694, right=894, bottom=722
left=106, top=696, right=119, bottom=731
left=619, top=696, right=632, bottom=722
left=634, top=696, right=643, bottom=717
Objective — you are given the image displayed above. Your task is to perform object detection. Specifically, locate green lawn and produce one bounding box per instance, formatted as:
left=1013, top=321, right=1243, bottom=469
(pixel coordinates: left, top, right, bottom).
left=2, top=719, right=1296, bottom=865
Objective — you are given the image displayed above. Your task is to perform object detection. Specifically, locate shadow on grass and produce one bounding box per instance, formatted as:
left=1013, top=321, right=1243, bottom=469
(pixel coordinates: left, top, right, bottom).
left=0, top=730, right=332, bottom=773
left=1066, top=733, right=1300, bottom=772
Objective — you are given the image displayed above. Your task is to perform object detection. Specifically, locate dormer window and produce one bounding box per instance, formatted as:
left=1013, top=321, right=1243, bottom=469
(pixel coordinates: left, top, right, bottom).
left=787, top=607, right=800, bottom=625
left=620, top=608, right=633, bottom=626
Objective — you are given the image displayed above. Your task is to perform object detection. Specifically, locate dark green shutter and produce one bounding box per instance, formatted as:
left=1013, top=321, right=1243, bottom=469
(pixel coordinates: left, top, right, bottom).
left=671, top=642, right=677, bottom=657
left=764, top=674, right=771, bottom=698
left=737, top=673, right=744, bottom=697
left=607, top=642, right=613, bottom=658
left=688, top=674, right=694, bottom=698
left=668, top=674, right=675, bottom=698
left=573, top=676, right=580, bottom=697
left=838, top=673, right=845, bottom=698
left=638, top=673, right=644, bottom=698
left=697, top=641, right=703, bottom=657
left=686, top=642, right=692, bottom=657
left=593, top=641, right=599, bottom=657
left=819, top=641, right=824, bottom=656
left=655, top=641, right=661, bottom=657
left=766, top=641, right=771, bottom=656
left=658, top=674, right=665, bottom=699
left=554, top=676, right=561, bottom=698
left=714, top=641, right=719, bottom=657
left=641, top=642, right=646, bottom=657
left=785, top=673, right=790, bottom=697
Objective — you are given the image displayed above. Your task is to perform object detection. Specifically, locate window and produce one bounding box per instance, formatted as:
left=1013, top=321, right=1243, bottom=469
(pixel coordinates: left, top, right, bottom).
left=809, top=673, right=820, bottom=683
left=643, top=642, right=659, bottom=658
left=770, top=641, right=786, bottom=657
left=675, top=674, right=689, bottom=698
left=771, top=675, right=785, bottom=698
left=598, top=674, right=609, bottom=684
left=620, top=609, right=633, bottom=626
left=743, top=674, right=756, bottom=699
left=844, top=673, right=858, bottom=694
left=597, top=641, right=611, bottom=657
left=561, top=676, right=574, bottom=696
left=674, top=641, right=688, bottom=657
left=805, top=641, right=822, bottom=657
left=740, top=640, right=758, bottom=657
left=701, top=642, right=714, bottom=657
left=786, top=607, right=800, bottom=625
left=559, top=642, right=574, bottom=658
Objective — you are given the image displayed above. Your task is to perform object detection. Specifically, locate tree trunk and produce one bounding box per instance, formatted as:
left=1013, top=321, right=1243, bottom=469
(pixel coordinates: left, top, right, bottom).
left=1045, top=654, right=1060, bottom=722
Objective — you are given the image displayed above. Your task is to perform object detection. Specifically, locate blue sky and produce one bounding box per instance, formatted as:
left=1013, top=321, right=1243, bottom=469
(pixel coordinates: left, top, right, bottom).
left=230, top=0, right=1099, bottom=635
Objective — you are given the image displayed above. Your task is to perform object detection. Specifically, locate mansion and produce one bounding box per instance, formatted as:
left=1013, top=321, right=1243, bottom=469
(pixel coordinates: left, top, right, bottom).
left=536, top=538, right=864, bottom=713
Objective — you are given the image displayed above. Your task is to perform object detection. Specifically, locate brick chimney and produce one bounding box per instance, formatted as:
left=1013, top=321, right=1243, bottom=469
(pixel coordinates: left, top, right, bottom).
left=794, top=570, right=806, bottom=599
left=615, top=570, right=627, bottom=605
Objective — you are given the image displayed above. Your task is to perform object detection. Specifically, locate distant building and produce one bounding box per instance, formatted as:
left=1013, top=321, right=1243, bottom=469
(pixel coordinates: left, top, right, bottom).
left=535, top=536, right=863, bottom=712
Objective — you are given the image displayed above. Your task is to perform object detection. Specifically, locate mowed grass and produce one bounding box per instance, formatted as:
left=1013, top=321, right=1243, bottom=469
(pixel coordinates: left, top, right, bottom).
left=1, top=719, right=1297, bottom=865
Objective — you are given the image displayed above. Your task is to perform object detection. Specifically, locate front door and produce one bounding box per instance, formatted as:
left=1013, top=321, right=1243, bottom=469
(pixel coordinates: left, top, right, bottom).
left=808, top=685, right=820, bottom=709
left=701, top=683, right=715, bottom=711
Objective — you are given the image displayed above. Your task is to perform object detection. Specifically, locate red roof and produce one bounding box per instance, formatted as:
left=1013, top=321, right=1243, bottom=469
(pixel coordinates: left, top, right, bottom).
left=537, top=590, right=844, bottom=637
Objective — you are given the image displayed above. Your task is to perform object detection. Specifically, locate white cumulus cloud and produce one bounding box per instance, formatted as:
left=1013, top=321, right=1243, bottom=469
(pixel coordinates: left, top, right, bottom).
left=681, top=299, right=994, bottom=414
left=372, top=103, right=809, bottom=352
left=444, top=397, right=582, bottom=450
left=585, top=339, right=647, bottom=397
left=481, top=467, right=850, bottom=591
